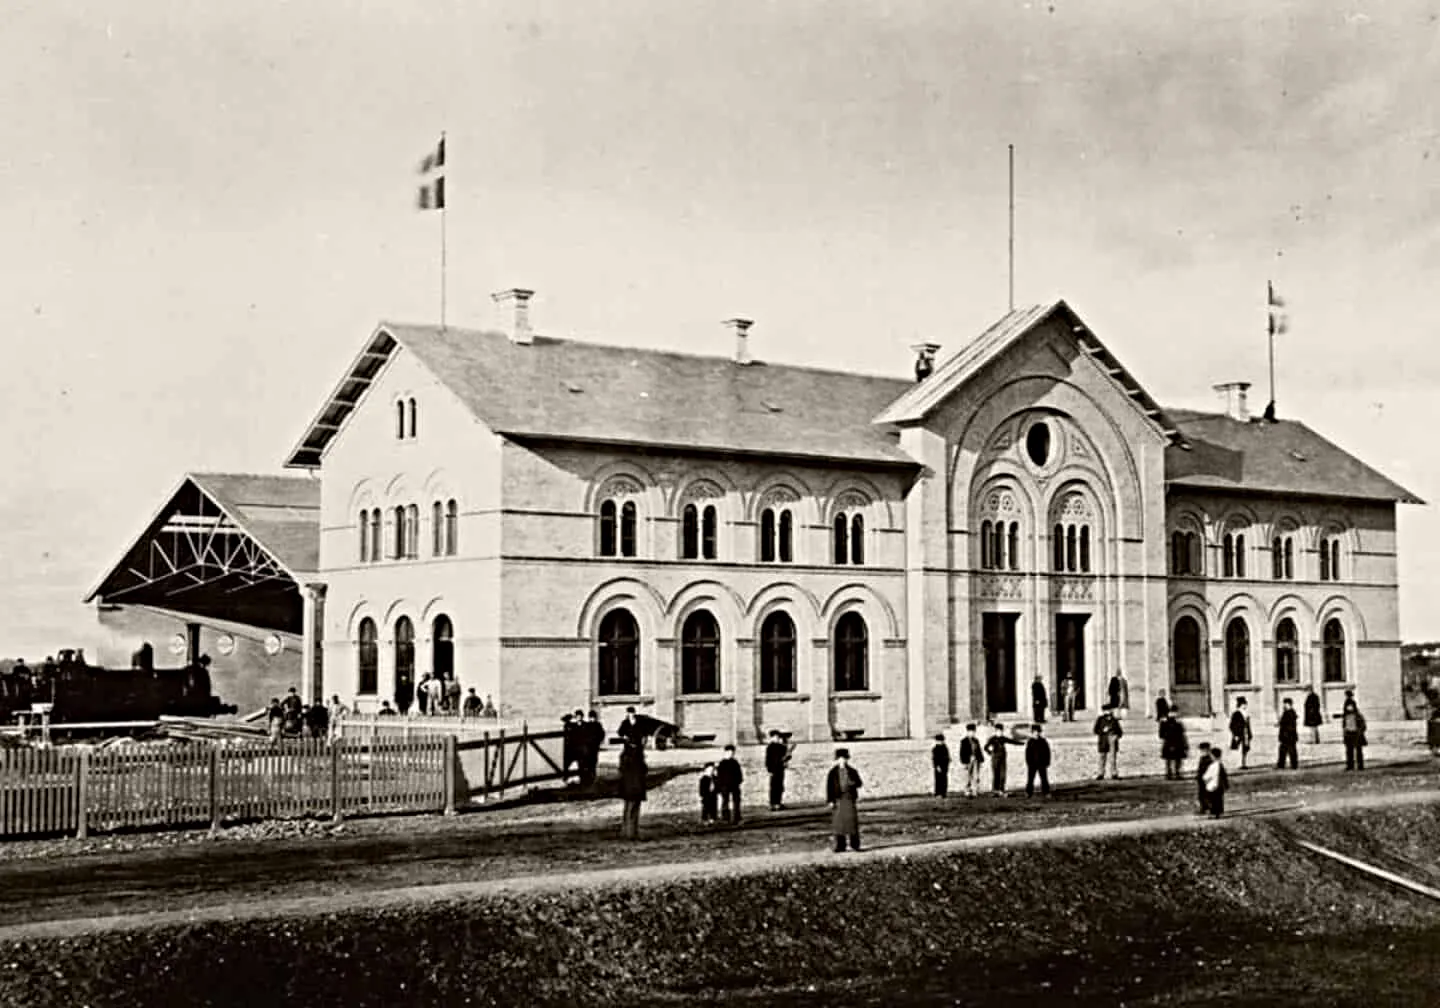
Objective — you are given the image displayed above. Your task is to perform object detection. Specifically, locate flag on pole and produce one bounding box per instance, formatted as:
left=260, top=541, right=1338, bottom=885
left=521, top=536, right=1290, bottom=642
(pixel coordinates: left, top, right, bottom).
left=417, top=135, right=445, bottom=210
left=1267, top=281, right=1285, bottom=308
left=1267, top=281, right=1288, bottom=335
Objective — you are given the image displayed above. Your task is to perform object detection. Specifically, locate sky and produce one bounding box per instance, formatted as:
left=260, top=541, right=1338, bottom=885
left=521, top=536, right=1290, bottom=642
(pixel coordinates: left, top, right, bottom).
left=2, top=0, right=1438, bottom=656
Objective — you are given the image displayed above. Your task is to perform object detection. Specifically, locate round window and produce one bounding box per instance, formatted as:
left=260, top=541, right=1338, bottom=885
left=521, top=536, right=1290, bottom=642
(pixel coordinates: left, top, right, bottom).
left=1026, top=422, right=1051, bottom=467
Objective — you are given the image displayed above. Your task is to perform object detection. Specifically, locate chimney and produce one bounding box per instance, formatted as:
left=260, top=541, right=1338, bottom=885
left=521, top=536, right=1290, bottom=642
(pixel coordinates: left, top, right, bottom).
left=911, top=342, right=941, bottom=383
left=1212, top=381, right=1251, bottom=422
left=725, top=318, right=754, bottom=364
left=492, top=288, right=535, bottom=345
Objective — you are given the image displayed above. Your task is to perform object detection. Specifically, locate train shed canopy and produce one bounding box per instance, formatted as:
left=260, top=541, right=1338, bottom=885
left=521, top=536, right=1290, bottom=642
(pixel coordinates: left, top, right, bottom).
left=86, top=473, right=320, bottom=635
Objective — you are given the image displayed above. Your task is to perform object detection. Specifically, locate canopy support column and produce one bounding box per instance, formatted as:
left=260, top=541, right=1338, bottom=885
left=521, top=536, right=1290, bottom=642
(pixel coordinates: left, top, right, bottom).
left=302, top=583, right=327, bottom=705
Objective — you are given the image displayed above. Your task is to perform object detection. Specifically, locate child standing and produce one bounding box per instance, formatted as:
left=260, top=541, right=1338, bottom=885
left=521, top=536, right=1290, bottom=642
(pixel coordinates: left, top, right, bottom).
left=698, top=762, right=718, bottom=825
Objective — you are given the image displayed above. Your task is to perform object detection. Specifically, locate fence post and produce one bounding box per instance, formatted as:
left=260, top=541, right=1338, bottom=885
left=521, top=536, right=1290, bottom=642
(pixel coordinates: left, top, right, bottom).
left=208, top=745, right=221, bottom=834
left=331, top=738, right=344, bottom=823
left=443, top=734, right=456, bottom=816
left=74, top=748, right=89, bottom=840
left=521, top=721, right=529, bottom=784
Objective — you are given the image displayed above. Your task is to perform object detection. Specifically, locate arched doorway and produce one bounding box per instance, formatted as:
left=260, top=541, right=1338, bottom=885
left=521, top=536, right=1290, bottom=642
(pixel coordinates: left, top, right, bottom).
left=394, top=616, right=415, bottom=713
left=432, top=613, right=454, bottom=689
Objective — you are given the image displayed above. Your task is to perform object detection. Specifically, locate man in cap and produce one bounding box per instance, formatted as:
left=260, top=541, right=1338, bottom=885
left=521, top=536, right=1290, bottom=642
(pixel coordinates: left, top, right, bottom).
left=825, top=748, right=863, bottom=852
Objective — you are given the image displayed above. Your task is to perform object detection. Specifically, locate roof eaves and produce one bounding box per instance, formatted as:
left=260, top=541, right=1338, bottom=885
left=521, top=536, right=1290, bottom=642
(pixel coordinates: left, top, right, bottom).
left=83, top=473, right=195, bottom=603
left=500, top=430, right=921, bottom=469
left=283, top=325, right=399, bottom=469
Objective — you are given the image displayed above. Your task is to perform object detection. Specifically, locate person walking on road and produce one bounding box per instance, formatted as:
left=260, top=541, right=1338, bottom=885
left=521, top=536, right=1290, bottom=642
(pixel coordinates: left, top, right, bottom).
left=717, top=744, right=744, bottom=824
left=1025, top=723, right=1052, bottom=798
left=618, top=739, right=647, bottom=840
left=1304, top=686, right=1323, bottom=744
left=985, top=722, right=1024, bottom=797
left=1159, top=706, right=1188, bottom=779
left=1094, top=705, right=1124, bottom=780
left=826, top=748, right=863, bottom=852
left=959, top=723, right=985, bottom=797
left=1277, top=698, right=1300, bottom=770
left=764, top=730, right=790, bottom=810
left=1336, top=691, right=1367, bottom=771
left=1203, top=743, right=1229, bottom=818
left=1031, top=675, right=1049, bottom=725
left=1229, top=697, right=1253, bottom=769
left=931, top=733, right=951, bottom=798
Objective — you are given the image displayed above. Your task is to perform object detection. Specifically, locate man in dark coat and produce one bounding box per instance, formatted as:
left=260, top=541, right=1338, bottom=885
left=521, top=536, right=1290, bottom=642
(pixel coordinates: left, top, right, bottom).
left=985, top=722, right=1024, bottom=797
left=958, top=723, right=985, bottom=797
left=561, top=714, right=576, bottom=780
left=931, top=733, right=951, bottom=798
left=1303, top=686, right=1324, bottom=744
left=618, top=740, right=647, bottom=840
left=1108, top=671, right=1129, bottom=713
left=581, top=710, right=606, bottom=786
left=698, top=762, right=718, bottom=824
left=617, top=706, right=640, bottom=744
left=1229, top=697, right=1253, bottom=769
left=1159, top=707, right=1188, bottom=779
left=1277, top=698, right=1300, bottom=770
left=1025, top=723, right=1051, bottom=797
left=1194, top=742, right=1213, bottom=815
left=1155, top=691, right=1170, bottom=723
left=825, top=748, right=863, bottom=852
left=1336, top=692, right=1367, bottom=771
left=764, top=730, right=791, bottom=810
left=717, top=744, right=744, bottom=824
left=280, top=687, right=304, bottom=737
left=1093, top=706, right=1124, bottom=780
left=1031, top=676, right=1049, bottom=725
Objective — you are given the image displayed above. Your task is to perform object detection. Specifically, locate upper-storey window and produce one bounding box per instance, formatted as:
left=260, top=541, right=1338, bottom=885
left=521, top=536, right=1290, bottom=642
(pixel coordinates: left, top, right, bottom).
left=681, top=504, right=718, bottom=561
left=760, top=506, right=794, bottom=563
left=833, top=512, right=866, bottom=565
left=1051, top=522, right=1091, bottom=574
left=1319, top=536, right=1342, bottom=581
left=359, top=510, right=371, bottom=563
left=432, top=499, right=458, bottom=557
left=1271, top=535, right=1294, bottom=580
left=407, top=398, right=417, bottom=439
left=598, top=485, right=640, bottom=559
left=396, top=398, right=418, bottom=440
left=369, top=508, right=382, bottom=563
left=396, top=400, right=405, bottom=440
left=444, top=499, right=458, bottom=556
left=1170, top=531, right=1201, bottom=576
left=1222, top=532, right=1247, bottom=578
left=981, top=521, right=1021, bottom=571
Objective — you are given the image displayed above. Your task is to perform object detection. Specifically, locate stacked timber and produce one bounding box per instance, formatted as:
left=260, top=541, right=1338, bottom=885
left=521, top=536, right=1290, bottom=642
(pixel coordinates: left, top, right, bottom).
left=156, top=715, right=269, bottom=743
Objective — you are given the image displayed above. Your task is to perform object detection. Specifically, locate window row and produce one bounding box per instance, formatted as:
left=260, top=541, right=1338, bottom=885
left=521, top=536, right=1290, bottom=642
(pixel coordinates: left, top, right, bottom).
left=1171, top=614, right=1347, bottom=687
left=596, top=608, right=870, bottom=696
left=357, top=500, right=458, bottom=563
left=978, top=521, right=1019, bottom=571
left=395, top=398, right=418, bottom=440
left=603, top=500, right=871, bottom=566
left=1170, top=529, right=1346, bottom=581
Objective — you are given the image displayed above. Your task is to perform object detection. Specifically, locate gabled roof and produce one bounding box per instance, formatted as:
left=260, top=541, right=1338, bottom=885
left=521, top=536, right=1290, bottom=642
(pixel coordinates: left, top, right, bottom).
left=285, top=323, right=918, bottom=469
left=1165, top=410, right=1424, bottom=505
left=873, top=301, right=1188, bottom=447
left=86, top=473, right=320, bottom=634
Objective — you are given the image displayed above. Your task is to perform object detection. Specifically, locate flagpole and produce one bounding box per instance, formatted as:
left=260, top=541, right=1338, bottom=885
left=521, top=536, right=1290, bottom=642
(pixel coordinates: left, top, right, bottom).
left=1267, top=283, right=1275, bottom=411
left=1008, top=143, right=1015, bottom=312
left=440, top=130, right=447, bottom=331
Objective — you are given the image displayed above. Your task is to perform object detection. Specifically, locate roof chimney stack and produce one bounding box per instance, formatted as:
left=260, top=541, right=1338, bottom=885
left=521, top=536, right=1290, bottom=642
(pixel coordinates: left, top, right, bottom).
left=912, top=342, right=941, bottom=383
left=492, top=288, right=535, bottom=345
left=1213, top=381, right=1251, bottom=422
left=725, top=318, right=754, bottom=364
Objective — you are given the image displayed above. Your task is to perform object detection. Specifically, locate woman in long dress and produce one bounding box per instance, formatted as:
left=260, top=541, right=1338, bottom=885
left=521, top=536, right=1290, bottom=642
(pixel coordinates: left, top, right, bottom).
left=825, top=748, right=863, bottom=852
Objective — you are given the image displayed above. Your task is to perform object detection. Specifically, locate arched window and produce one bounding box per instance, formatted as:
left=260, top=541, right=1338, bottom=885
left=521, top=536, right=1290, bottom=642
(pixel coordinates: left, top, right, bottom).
left=778, top=509, right=794, bottom=562
left=432, top=615, right=454, bottom=683
left=1065, top=525, right=1077, bottom=573
left=1171, top=531, right=1184, bottom=574
left=1006, top=521, right=1018, bottom=572
left=599, top=500, right=618, bottom=557
left=359, top=511, right=370, bottom=563
left=1272, top=535, right=1295, bottom=580
left=981, top=520, right=994, bottom=570
left=1187, top=532, right=1200, bottom=575
left=1173, top=616, right=1201, bottom=685
left=432, top=501, right=444, bottom=557
left=1320, top=537, right=1342, bottom=582
left=1052, top=524, right=1064, bottom=571
left=445, top=499, right=458, bottom=555
left=701, top=505, right=717, bottom=560
left=833, top=514, right=849, bottom=565
left=406, top=504, right=419, bottom=558
left=1275, top=617, right=1298, bottom=683
left=682, top=504, right=700, bottom=560
left=393, top=505, right=405, bottom=559
left=760, top=611, right=796, bottom=694
left=992, top=522, right=1005, bottom=571
left=1236, top=534, right=1246, bottom=577
left=1323, top=618, right=1346, bottom=682
left=597, top=609, right=640, bottom=696
left=1079, top=526, right=1091, bottom=573
left=834, top=612, right=869, bottom=692
left=620, top=501, right=637, bottom=557
left=1171, top=530, right=1201, bottom=576
left=357, top=618, right=378, bottom=694
left=851, top=514, right=865, bottom=566
left=1225, top=617, right=1250, bottom=685
left=1222, top=534, right=1234, bottom=577
left=394, top=617, right=415, bottom=713
left=1285, top=538, right=1294, bottom=579
left=396, top=400, right=405, bottom=440
left=681, top=611, right=721, bottom=694
left=760, top=508, right=777, bottom=562
left=407, top=397, right=417, bottom=439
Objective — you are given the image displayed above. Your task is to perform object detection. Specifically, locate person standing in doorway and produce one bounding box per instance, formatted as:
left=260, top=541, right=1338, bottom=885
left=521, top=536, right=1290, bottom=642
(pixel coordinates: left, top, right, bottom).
left=717, top=744, right=744, bottom=824
left=1031, top=675, right=1049, bottom=725
left=618, top=739, right=647, bottom=840
left=1203, top=743, right=1229, bottom=818
left=1159, top=706, right=1188, bottom=779
left=1277, top=698, right=1300, bottom=770
left=1094, top=705, right=1124, bottom=780
left=1108, top=670, right=1129, bottom=714
left=1336, top=692, right=1367, bottom=770
left=985, top=722, right=1024, bottom=797
left=764, top=730, right=790, bottom=811
left=959, top=724, right=985, bottom=797
left=1229, top=697, right=1253, bottom=769
left=1025, top=723, right=1052, bottom=798
left=931, top=733, right=951, bottom=798
left=1304, top=686, right=1324, bottom=744
left=1060, top=674, right=1077, bottom=723
left=826, top=749, right=863, bottom=853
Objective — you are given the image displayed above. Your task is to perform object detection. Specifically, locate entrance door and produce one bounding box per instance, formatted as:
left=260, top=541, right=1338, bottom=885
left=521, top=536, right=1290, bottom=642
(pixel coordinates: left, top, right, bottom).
left=982, top=613, right=1019, bottom=714
left=1055, top=614, right=1089, bottom=711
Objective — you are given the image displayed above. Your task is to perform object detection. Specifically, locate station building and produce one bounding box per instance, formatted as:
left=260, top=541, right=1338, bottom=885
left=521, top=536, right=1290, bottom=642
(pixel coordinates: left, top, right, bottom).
left=92, top=291, right=1422, bottom=737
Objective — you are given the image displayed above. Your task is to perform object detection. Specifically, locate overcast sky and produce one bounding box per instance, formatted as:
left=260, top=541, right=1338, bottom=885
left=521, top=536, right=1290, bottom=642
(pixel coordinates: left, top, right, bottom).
left=2, top=0, right=1437, bottom=656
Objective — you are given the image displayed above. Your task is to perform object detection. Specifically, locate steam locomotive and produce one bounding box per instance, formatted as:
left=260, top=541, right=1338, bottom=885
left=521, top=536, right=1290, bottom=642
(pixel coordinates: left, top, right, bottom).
left=0, top=648, right=236, bottom=726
